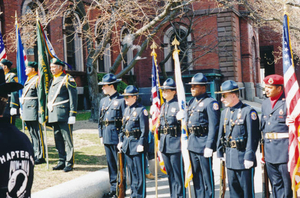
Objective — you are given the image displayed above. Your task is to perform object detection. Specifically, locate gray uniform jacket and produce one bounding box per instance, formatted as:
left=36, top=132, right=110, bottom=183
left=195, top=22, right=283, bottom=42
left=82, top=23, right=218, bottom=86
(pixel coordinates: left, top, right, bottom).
left=48, top=73, right=77, bottom=123
left=22, top=75, right=39, bottom=121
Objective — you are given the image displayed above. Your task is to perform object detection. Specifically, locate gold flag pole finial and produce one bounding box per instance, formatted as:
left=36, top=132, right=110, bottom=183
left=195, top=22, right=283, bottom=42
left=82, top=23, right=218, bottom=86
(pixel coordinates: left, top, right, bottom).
left=15, top=11, right=17, bottom=25
left=150, top=41, right=157, bottom=56
left=172, top=37, right=180, bottom=52
left=36, top=9, right=39, bottom=21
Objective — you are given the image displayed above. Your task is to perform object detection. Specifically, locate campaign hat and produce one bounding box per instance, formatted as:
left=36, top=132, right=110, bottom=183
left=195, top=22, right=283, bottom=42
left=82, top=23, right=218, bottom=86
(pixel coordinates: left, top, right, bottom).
left=187, top=73, right=210, bottom=85
left=98, top=73, right=121, bottom=85
left=160, top=78, right=176, bottom=90
left=215, top=80, right=244, bottom=94
left=122, top=85, right=139, bottom=96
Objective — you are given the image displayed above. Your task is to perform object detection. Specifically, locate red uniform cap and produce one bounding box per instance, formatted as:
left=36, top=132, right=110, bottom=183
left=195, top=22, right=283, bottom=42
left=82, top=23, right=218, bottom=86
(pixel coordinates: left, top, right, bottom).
left=263, top=74, right=284, bottom=85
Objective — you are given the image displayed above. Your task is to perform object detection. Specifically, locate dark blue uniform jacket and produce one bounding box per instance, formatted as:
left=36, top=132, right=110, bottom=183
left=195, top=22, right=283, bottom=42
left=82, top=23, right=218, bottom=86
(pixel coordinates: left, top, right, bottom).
left=187, top=93, right=220, bottom=153
left=217, top=101, right=260, bottom=170
left=261, top=93, right=289, bottom=164
left=159, top=97, right=181, bottom=154
left=98, top=92, right=126, bottom=145
left=120, top=102, right=149, bottom=156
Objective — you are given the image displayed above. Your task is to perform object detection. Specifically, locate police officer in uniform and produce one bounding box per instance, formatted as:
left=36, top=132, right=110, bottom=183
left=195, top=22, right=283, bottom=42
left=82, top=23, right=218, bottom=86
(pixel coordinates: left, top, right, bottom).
left=22, top=61, right=45, bottom=164
left=261, top=74, right=292, bottom=198
left=48, top=58, right=77, bottom=172
left=0, top=67, right=34, bottom=198
left=118, top=85, right=149, bottom=198
left=216, top=80, right=260, bottom=198
left=98, top=73, right=126, bottom=198
left=0, top=59, right=19, bottom=124
left=158, top=78, right=185, bottom=198
left=178, top=73, right=220, bottom=198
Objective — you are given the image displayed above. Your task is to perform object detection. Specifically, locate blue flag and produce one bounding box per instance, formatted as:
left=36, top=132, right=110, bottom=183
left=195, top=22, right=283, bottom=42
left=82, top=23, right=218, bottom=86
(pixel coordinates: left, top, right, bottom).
left=16, top=21, right=27, bottom=109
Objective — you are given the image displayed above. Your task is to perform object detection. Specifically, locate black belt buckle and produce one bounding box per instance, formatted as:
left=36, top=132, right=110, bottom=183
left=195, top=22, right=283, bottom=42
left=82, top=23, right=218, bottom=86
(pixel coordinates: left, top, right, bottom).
left=231, top=140, right=237, bottom=148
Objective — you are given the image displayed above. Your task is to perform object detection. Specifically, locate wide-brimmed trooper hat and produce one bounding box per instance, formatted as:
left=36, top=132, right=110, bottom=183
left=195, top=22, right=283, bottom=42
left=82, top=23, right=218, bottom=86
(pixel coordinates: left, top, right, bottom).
left=98, top=73, right=121, bottom=85
left=122, top=85, right=139, bottom=96
left=160, top=78, right=176, bottom=90
left=187, top=73, right=211, bottom=85
left=215, top=80, right=244, bottom=94
left=0, top=67, right=23, bottom=97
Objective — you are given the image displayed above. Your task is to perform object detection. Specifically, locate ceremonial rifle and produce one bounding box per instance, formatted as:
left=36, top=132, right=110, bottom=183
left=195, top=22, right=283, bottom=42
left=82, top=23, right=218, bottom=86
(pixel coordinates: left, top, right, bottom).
left=117, top=151, right=125, bottom=198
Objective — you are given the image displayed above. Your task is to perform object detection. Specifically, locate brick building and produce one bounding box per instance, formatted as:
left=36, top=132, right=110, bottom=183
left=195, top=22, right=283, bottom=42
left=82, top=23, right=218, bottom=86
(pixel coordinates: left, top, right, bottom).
left=0, top=0, right=286, bottom=108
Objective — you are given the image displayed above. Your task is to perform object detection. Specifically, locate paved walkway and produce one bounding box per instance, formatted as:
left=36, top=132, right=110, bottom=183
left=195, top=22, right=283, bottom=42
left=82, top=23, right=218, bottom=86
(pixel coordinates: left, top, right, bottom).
left=125, top=152, right=265, bottom=198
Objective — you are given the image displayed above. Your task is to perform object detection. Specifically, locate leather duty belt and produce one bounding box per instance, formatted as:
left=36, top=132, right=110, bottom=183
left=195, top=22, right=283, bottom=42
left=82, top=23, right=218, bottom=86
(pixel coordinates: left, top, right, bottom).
left=189, top=126, right=208, bottom=137
left=125, top=129, right=141, bottom=139
left=159, top=126, right=180, bottom=137
left=265, top=132, right=289, bottom=139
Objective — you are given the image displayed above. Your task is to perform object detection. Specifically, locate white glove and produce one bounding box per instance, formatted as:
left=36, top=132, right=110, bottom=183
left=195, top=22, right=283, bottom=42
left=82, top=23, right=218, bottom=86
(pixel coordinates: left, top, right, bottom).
left=244, top=160, right=254, bottom=169
left=117, top=142, right=123, bottom=151
left=68, top=116, right=76, bottom=124
left=137, top=145, right=144, bottom=152
left=203, top=148, right=213, bottom=158
left=260, top=153, right=265, bottom=164
left=150, top=105, right=156, bottom=115
left=10, top=108, right=17, bottom=116
left=286, top=115, right=295, bottom=126
left=176, top=110, right=186, bottom=120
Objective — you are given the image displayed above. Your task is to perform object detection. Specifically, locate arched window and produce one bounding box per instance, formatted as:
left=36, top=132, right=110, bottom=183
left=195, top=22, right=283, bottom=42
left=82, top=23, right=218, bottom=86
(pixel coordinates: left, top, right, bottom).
left=63, top=11, right=84, bottom=71
left=120, top=27, right=134, bottom=75
left=95, top=19, right=111, bottom=73
left=21, top=0, right=46, bottom=62
left=163, top=26, right=193, bottom=72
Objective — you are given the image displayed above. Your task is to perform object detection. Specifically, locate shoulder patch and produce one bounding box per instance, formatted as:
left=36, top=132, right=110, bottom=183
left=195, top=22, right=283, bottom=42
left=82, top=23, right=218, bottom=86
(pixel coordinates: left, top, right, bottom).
left=68, top=76, right=75, bottom=82
left=213, top=102, right=219, bottom=110
left=143, top=109, right=148, bottom=116
left=251, top=110, right=257, bottom=120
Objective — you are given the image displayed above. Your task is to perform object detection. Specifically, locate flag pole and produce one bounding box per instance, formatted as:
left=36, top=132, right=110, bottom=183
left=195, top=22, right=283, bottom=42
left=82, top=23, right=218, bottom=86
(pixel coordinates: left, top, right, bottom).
left=151, top=42, right=159, bottom=198
left=36, top=9, right=49, bottom=169
left=172, top=38, right=192, bottom=198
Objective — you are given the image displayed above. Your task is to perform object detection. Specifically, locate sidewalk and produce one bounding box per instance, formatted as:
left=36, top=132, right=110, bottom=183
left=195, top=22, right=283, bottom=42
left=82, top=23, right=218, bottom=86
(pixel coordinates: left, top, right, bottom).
left=125, top=151, right=264, bottom=198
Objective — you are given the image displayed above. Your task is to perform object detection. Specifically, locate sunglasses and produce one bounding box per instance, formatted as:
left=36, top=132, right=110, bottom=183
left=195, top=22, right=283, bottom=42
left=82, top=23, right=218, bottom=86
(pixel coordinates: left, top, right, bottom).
left=221, top=94, right=226, bottom=98
left=124, top=96, right=131, bottom=99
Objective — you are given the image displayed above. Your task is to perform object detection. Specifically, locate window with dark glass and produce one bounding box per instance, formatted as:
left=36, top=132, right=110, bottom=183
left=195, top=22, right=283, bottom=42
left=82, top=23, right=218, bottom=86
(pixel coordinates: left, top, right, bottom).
left=65, top=14, right=76, bottom=70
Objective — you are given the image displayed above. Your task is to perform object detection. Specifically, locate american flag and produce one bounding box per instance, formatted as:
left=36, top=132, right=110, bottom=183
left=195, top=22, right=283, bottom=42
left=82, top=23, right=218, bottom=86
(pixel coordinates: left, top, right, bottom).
left=283, top=14, right=300, bottom=195
left=173, top=38, right=193, bottom=188
left=151, top=51, right=167, bottom=174
left=0, top=31, right=7, bottom=60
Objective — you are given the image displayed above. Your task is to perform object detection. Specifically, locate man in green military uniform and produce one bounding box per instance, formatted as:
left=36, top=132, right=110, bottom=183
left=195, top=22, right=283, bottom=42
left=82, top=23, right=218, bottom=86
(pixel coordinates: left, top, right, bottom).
left=22, top=61, right=45, bottom=164
left=48, top=58, right=77, bottom=172
left=0, top=59, right=19, bottom=124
